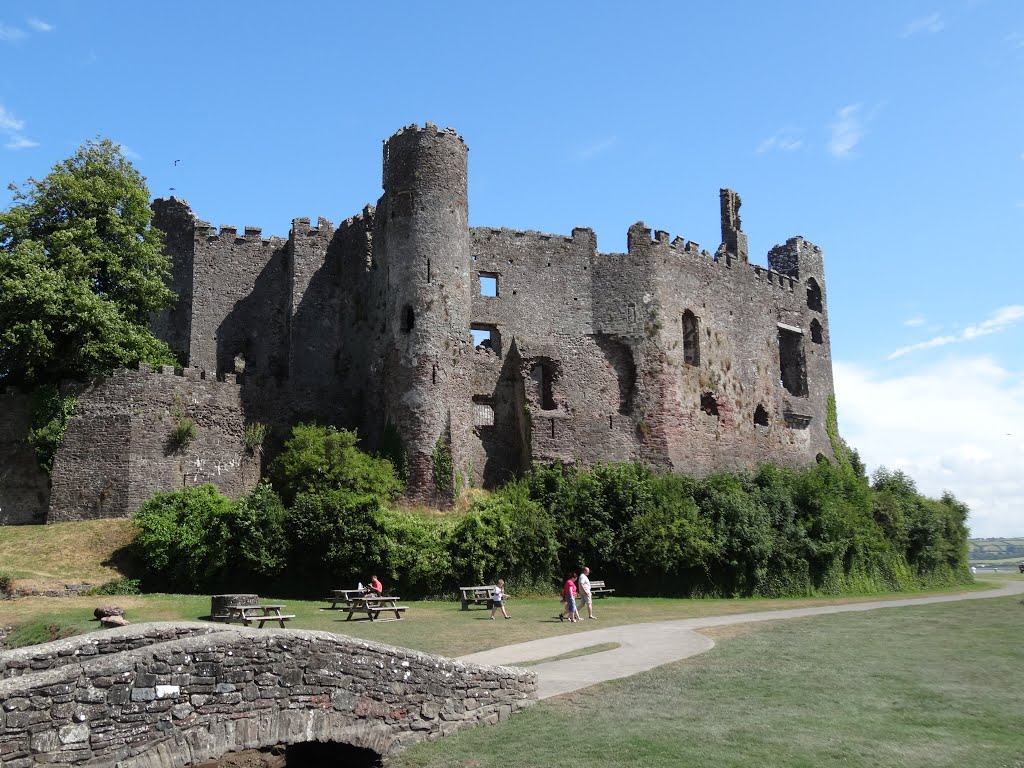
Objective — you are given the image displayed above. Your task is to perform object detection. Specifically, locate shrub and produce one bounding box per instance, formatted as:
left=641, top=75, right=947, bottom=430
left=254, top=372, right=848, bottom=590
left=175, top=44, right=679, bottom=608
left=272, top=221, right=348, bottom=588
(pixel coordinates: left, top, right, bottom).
left=243, top=422, right=268, bottom=454
left=168, top=417, right=197, bottom=451
left=84, top=577, right=141, bottom=596
left=27, top=385, right=78, bottom=472
left=269, top=424, right=403, bottom=506
left=0, top=570, right=13, bottom=595
left=133, top=484, right=232, bottom=592
left=222, top=482, right=288, bottom=588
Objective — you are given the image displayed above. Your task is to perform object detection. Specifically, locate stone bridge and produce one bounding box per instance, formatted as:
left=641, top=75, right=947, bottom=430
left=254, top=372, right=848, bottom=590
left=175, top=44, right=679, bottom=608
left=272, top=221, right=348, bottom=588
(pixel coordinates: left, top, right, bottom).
left=0, top=622, right=536, bottom=767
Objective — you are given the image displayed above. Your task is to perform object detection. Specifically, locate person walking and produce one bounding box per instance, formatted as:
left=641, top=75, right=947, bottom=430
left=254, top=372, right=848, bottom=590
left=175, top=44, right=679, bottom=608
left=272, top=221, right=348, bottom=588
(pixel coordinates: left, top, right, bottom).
left=558, top=572, right=580, bottom=622
left=489, top=579, right=511, bottom=619
left=578, top=566, right=595, bottom=619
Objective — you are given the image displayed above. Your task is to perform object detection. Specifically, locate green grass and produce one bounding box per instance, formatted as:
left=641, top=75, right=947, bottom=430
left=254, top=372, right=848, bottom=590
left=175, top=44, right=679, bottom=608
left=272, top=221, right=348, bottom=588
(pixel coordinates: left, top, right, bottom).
left=390, top=595, right=1024, bottom=768
left=0, top=519, right=136, bottom=586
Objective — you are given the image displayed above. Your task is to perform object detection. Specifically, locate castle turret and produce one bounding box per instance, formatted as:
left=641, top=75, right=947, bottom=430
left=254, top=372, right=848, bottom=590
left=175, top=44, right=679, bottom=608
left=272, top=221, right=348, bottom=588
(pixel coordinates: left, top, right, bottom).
left=377, top=124, right=473, bottom=502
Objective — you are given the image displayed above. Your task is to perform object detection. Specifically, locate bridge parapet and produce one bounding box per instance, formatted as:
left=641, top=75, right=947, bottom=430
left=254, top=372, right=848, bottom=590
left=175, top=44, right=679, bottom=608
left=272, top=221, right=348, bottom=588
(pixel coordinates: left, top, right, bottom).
left=0, top=623, right=536, bottom=767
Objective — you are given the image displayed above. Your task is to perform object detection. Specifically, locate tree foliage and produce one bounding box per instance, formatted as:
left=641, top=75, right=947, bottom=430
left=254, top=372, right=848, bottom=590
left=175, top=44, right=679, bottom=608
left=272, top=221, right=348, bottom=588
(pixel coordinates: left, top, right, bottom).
left=0, top=138, right=176, bottom=387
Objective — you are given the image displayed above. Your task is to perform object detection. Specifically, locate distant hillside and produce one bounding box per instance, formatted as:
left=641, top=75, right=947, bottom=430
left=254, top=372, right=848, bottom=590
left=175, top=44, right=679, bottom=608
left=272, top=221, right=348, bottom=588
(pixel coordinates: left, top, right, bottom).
left=969, top=538, right=1024, bottom=562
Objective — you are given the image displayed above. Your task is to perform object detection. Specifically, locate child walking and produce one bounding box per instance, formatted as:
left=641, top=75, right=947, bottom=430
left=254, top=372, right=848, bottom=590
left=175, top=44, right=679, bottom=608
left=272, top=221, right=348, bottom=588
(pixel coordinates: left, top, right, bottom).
left=490, top=579, right=510, bottom=619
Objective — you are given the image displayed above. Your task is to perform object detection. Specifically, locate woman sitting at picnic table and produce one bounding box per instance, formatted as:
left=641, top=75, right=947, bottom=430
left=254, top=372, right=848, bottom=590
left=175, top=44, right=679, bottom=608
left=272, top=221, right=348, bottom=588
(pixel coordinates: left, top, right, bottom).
left=367, top=575, right=383, bottom=596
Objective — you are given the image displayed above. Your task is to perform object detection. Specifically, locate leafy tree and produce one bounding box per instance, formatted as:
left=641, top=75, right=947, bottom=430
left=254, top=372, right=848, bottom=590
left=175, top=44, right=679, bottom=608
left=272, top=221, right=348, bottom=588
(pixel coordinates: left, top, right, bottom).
left=269, top=423, right=404, bottom=506
left=0, top=138, right=176, bottom=387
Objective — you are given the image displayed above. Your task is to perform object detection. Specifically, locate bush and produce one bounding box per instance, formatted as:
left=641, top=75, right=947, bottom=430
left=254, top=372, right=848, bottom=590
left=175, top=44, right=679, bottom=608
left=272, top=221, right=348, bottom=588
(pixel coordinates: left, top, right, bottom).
left=133, top=484, right=232, bottom=592
left=222, top=482, right=288, bottom=588
left=168, top=417, right=197, bottom=451
left=84, top=577, right=141, bottom=596
left=269, top=424, right=403, bottom=506
left=0, top=570, right=13, bottom=595
left=27, top=385, right=78, bottom=472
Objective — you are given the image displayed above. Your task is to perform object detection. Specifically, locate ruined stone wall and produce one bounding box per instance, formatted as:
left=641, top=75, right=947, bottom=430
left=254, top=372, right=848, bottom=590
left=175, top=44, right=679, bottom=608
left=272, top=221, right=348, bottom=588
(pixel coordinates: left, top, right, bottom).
left=0, top=624, right=536, bottom=767
left=0, top=393, right=49, bottom=525
left=48, top=366, right=256, bottom=522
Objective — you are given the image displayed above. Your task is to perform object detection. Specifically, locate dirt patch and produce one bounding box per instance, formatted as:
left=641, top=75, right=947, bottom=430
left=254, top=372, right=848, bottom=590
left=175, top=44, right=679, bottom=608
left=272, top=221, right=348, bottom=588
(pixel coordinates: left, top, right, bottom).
left=699, top=624, right=761, bottom=643
left=194, top=748, right=286, bottom=768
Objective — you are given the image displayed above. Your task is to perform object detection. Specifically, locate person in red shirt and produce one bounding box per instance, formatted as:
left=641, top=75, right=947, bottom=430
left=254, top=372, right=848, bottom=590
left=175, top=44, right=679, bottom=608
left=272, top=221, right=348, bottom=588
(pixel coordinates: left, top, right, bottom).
left=367, top=575, right=383, bottom=596
left=558, top=572, right=580, bottom=623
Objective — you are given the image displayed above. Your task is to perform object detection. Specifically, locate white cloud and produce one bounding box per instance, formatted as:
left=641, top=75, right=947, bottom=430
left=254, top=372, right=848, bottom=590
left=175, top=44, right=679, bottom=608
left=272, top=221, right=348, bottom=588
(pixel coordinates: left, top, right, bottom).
left=0, top=22, right=27, bottom=41
left=0, top=105, right=25, bottom=132
left=889, top=305, right=1024, bottom=359
left=756, top=128, right=803, bottom=154
left=26, top=18, right=53, bottom=33
left=6, top=135, right=38, bottom=150
left=903, top=314, right=927, bottom=328
left=576, top=136, right=617, bottom=162
left=900, top=12, right=945, bottom=38
left=828, top=104, right=864, bottom=158
left=0, top=104, right=36, bottom=150
left=834, top=356, right=1024, bottom=537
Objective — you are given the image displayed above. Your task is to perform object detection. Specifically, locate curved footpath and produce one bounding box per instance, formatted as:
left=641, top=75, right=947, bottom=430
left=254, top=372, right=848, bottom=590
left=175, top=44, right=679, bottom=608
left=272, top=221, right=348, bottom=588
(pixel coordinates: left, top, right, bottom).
left=459, top=579, right=1024, bottom=699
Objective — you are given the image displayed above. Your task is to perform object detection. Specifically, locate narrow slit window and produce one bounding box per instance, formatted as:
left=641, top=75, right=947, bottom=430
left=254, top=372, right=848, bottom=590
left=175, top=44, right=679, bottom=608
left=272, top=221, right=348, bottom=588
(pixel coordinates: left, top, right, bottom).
left=401, top=305, right=415, bottom=333
left=810, top=319, right=823, bottom=344
left=427, top=259, right=431, bottom=284
left=479, top=272, right=498, bottom=297
left=682, top=310, right=700, bottom=366
left=531, top=362, right=556, bottom=410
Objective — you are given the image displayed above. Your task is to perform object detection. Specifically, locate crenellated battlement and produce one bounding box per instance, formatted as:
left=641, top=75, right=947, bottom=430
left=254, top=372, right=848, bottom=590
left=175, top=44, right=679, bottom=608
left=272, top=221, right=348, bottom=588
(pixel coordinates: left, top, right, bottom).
left=386, top=121, right=466, bottom=144
left=135, top=362, right=242, bottom=386
left=626, top=221, right=712, bottom=261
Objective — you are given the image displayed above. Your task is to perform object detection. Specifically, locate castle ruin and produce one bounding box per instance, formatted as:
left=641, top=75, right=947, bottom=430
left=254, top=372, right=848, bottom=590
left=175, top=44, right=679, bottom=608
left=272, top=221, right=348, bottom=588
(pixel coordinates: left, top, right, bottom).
left=0, top=123, right=836, bottom=522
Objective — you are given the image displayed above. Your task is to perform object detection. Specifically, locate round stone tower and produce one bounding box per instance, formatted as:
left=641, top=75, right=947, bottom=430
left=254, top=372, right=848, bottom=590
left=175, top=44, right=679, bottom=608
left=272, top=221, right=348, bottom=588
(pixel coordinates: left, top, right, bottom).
left=378, top=124, right=472, bottom=503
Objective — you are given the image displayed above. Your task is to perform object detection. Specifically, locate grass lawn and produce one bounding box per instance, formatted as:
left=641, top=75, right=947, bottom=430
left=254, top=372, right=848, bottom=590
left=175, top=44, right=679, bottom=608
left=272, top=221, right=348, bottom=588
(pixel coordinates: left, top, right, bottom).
left=389, top=592, right=1024, bottom=768
left=0, top=519, right=135, bottom=585
left=0, top=580, right=1001, bottom=655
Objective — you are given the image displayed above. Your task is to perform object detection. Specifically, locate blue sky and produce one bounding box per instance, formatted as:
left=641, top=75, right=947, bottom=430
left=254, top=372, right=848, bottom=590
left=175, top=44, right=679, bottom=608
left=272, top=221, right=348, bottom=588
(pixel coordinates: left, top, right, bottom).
left=2, top=1, right=1021, bottom=536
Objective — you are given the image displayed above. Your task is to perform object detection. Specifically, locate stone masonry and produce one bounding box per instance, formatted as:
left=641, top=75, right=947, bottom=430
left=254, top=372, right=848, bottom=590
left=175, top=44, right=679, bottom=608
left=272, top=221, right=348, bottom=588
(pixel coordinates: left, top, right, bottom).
left=1, top=122, right=837, bottom=520
left=150, top=123, right=836, bottom=503
left=0, top=622, right=536, bottom=767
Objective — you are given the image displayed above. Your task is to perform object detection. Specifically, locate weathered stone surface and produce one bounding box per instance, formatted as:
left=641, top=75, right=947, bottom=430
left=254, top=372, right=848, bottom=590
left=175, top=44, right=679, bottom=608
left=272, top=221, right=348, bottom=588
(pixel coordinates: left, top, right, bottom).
left=0, top=124, right=836, bottom=522
left=94, top=607, right=125, bottom=620
left=0, top=622, right=536, bottom=766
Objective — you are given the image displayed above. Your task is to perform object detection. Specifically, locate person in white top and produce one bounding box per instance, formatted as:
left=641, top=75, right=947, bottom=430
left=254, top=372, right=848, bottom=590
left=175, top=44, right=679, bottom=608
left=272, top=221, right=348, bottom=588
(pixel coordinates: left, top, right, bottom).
left=490, top=579, right=510, bottom=619
left=578, top=566, right=595, bottom=619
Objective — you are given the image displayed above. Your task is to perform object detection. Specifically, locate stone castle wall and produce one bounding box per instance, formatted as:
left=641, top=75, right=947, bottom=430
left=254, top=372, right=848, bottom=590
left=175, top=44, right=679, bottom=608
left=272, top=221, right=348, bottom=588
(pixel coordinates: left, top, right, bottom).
left=0, top=623, right=536, bottom=767
left=0, top=393, right=49, bottom=525
left=0, top=123, right=838, bottom=523
left=48, top=366, right=256, bottom=522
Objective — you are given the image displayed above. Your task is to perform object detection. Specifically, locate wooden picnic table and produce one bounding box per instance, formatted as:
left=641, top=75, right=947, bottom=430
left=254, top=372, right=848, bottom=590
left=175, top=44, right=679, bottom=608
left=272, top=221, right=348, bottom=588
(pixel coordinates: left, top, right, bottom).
left=337, top=595, right=406, bottom=622
left=223, top=603, right=295, bottom=628
left=322, top=588, right=368, bottom=609
left=459, top=584, right=496, bottom=611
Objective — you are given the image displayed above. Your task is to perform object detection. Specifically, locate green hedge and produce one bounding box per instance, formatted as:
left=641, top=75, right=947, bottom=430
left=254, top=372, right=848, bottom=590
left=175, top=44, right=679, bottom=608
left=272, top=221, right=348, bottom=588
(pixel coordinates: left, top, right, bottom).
left=133, top=426, right=971, bottom=598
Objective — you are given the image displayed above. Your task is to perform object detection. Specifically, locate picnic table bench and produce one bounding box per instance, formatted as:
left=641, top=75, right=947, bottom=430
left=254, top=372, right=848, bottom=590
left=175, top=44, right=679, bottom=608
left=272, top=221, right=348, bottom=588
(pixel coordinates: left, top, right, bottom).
left=589, top=580, right=615, bottom=598
left=459, top=585, right=496, bottom=611
left=322, top=588, right=368, bottom=609
left=337, top=595, right=406, bottom=622
left=223, top=603, right=295, bottom=628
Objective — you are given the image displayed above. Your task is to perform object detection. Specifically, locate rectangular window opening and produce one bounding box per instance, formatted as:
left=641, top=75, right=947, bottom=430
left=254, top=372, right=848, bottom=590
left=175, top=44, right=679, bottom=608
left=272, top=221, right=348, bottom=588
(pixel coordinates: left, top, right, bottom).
left=472, top=396, right=495, bottom=427
left=471, top=324, right=501, bottom=356
left=479, top=272, right=498, bottom=297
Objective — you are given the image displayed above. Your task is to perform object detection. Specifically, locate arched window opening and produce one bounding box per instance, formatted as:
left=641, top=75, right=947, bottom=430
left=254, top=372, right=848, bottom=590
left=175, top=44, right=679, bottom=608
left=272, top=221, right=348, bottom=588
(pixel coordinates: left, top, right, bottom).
left=754, top=404, right=769, bottom=426
left=806, top=278, right=823, bottom=312
left=810, top=319, right=823, bottom=344
left=531, top=362, right=556, bottom=411
left=700, top=392, right=719, bottom=418
left=682, top=310, right=700, bottom=366
left=816, top=453, right=830, bottom=465
left=401, top=305, right=414, bottom=333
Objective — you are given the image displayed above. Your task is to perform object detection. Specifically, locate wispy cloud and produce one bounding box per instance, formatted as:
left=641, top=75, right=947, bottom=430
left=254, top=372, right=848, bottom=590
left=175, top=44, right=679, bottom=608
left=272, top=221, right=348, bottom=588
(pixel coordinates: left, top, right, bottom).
left=835, top=356, right=1024, bottom=537
left=0, top=22, right=27, bottom=41
left=828, top=104, right=865, bottom=157
left=116, top=142, right=142, bottom=161
left=756, top=128, right=803, bottom=154
left=889, top=305, right=1024, bottom=359
left=899, top=12, right=945, bottom=38
left=1005, top=32, right=1024, bottom=49
left=0, top=105, right=25, bottom=132
left=26, top=18, right=54, bottom=33
left=575, top=136, right=617, bottom=162
left=6, top=135, right=38, bottom=150
left=0, top=104, right=36, bottom=150
left=903, top=314, right=927, bottom=328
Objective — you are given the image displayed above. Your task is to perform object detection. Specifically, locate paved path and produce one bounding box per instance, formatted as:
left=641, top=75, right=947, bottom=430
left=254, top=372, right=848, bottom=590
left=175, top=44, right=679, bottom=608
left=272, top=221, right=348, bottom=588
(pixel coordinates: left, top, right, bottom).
left=459, top=579, right=1024, bottom=699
